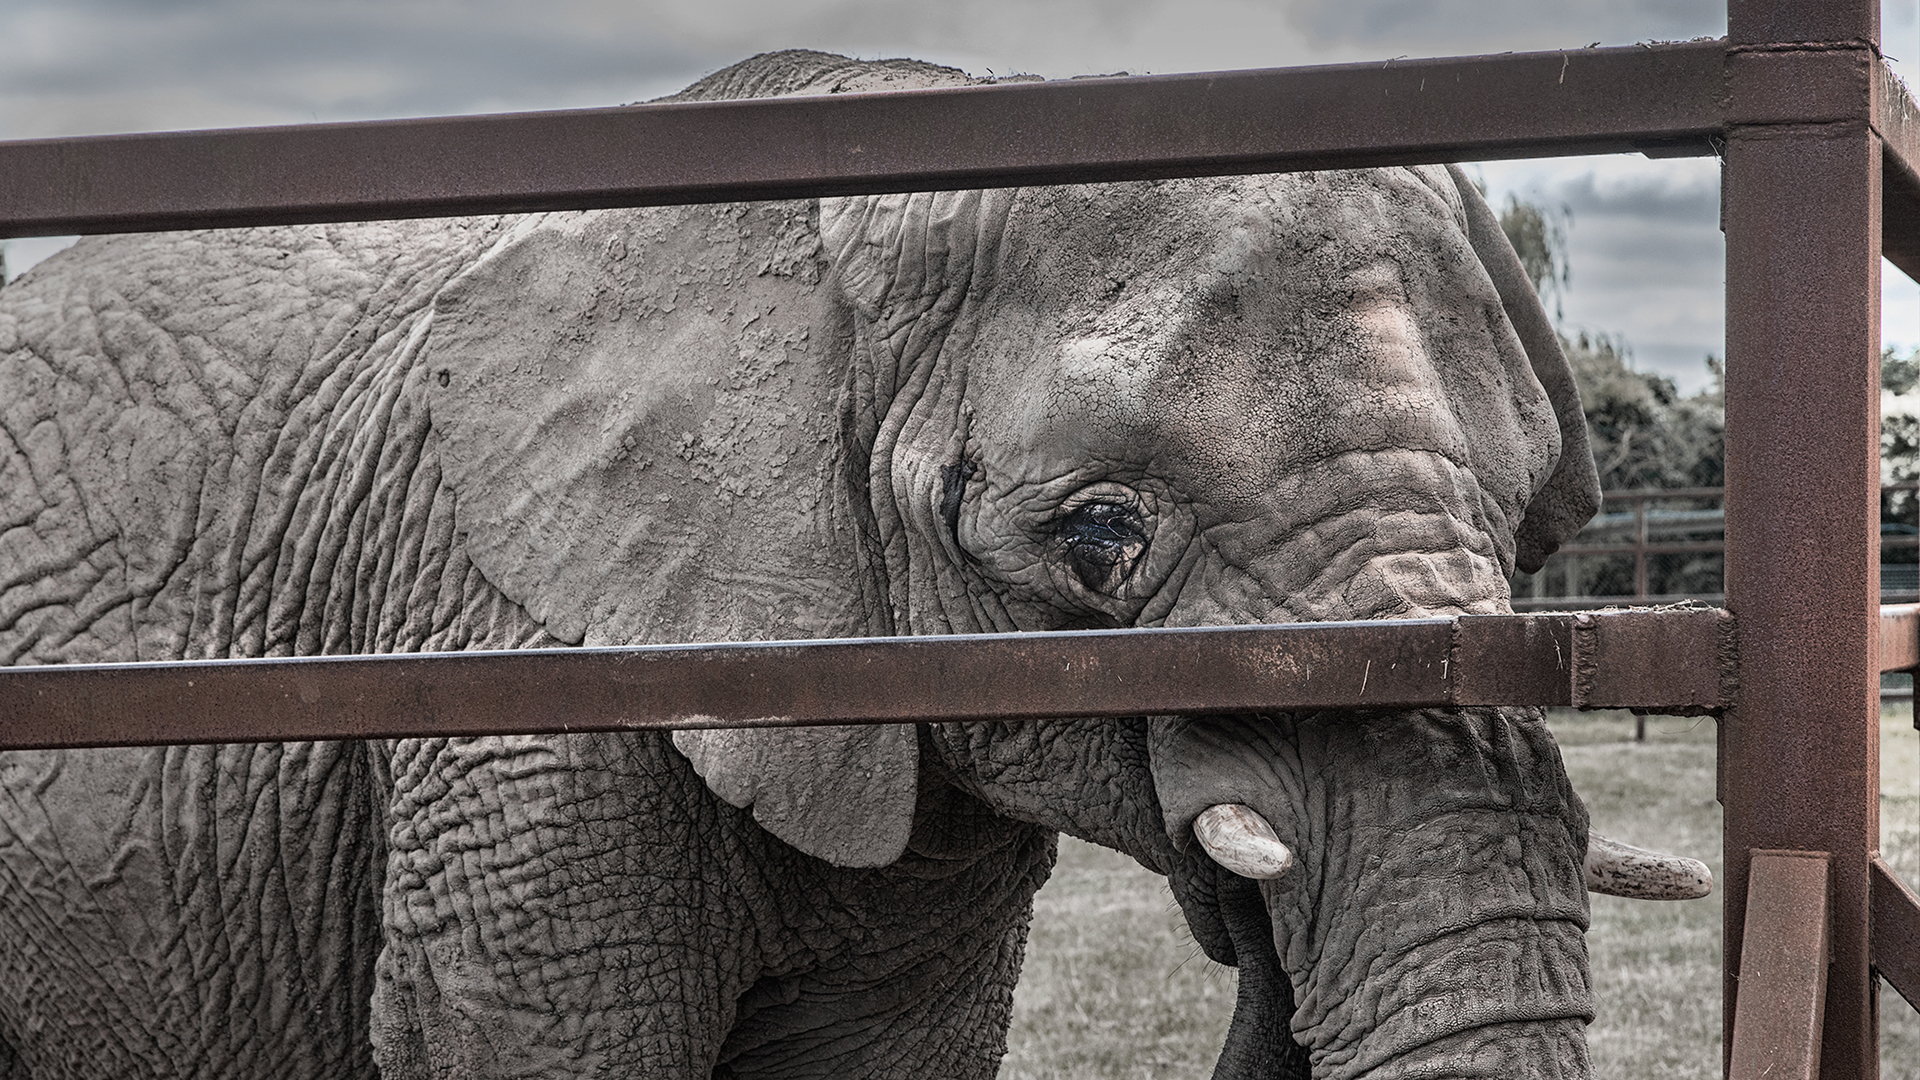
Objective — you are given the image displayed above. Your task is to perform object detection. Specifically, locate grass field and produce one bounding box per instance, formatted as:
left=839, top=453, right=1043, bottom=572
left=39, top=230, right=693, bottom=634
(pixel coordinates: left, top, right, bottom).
left=1002, top=707, right=1920, bottom=1078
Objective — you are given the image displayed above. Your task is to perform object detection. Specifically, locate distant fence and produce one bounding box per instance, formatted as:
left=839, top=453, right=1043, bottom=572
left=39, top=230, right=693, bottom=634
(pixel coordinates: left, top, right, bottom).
left=1512, top=481, right=1920, bottom=611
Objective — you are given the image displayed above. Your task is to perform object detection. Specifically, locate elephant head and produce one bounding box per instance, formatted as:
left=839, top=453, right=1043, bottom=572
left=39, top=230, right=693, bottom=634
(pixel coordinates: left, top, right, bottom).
left=419, top=50, right=1693, bottom=1080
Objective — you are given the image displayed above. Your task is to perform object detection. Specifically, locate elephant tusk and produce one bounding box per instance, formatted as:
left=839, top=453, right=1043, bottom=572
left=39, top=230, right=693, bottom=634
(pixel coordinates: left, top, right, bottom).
left=1194, top=804, right=1295, bottom=881
left=1584, top=833, right=1713, bottom=900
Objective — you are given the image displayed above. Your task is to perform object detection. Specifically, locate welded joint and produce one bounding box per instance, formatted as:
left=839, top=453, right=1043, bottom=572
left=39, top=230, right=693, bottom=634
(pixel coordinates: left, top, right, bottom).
left=1724, top=40, right=1880, bottom=55
left=1725, top=44, right=1875, bottom=130
left=1448, top=612, right=1574, bottom=707
left=1568, top=605, right=1736, bottom=714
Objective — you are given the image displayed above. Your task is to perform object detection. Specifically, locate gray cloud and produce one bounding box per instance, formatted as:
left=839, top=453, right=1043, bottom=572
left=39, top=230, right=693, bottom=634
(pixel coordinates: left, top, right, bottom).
left=0, top=0, right=1392, bottom=140
left=0, top=0, right=1746, bottom=141
left=0, top=1, right=735, bottom=136
left=1481, top=158, right=1724, bottom=394
left=1284, top=0, right=1724, bottom=52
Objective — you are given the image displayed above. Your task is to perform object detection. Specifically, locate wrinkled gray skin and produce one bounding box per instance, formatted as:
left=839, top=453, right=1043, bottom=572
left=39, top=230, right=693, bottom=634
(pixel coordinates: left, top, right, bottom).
left=0, top=51, right=1602, bottom=1080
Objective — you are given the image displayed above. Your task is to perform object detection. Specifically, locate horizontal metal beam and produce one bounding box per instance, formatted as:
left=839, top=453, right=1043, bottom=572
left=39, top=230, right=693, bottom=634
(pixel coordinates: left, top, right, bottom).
left=1880, top=60, right=1920, bottom=283
left=1877, top=66, right=1920, bottom=287
left=1725, top=46, right=1920, bottom=286
left=0, top=42, right=1724, bottom=238
left=0, top=609, right=1730, bottom=750
left=1870, top=856, right=1920, bottom=1013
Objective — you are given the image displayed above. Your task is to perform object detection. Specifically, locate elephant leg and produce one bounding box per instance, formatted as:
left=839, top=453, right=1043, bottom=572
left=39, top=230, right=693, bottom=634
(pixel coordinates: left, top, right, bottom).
left=711, top=791, right=1057, bottom=1080
left=710, top=912, right=1033, bottom=1080
left=374, top=733, right=761, bottom=1079
left=0, top=744, right=383, bottom=1080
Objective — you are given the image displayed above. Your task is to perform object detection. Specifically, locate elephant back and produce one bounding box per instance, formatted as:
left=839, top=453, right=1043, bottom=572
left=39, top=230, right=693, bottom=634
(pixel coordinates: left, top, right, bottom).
left=0, top=219, right=518, bottom=664
left=657, top=49, right=986, bottom=104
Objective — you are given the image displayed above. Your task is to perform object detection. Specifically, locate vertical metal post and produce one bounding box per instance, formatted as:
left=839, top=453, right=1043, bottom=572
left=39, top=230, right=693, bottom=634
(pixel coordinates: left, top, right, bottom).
left=1635, top=496, right=1650, bottom=600
left=1724, top=1, right=1882, bottom=1075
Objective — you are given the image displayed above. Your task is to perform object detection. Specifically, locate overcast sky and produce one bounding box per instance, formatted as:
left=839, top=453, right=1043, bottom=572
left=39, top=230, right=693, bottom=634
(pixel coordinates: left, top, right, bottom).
left=4, top=0, right=1917, bottom=393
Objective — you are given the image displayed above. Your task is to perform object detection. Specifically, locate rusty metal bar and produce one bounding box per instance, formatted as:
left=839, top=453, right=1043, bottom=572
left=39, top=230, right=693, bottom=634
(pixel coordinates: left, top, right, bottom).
left=0, top=609, right=1729, bottom=751
left=1728, top=850, right=1833, bottom=1080
left=1604, top=486, right=1732, bottom=502
left=1870, top=857, right=1920, bottom=1012
left=1877, top=54, right=1920, bottom=282
left=0, top=42, right=1724, bottom=238
left=1567, top=607, right=1733, bottom=713
left=1719, top=34, right=1920, bottom=294
left=1722, top=1, right=1883, bottom=1073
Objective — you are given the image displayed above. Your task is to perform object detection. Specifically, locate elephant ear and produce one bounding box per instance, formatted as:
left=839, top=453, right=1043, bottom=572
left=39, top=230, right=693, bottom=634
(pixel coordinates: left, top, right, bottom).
left=1447, top=165, right=1603, bottom=573
left=423, top=203, right=918, bottom=869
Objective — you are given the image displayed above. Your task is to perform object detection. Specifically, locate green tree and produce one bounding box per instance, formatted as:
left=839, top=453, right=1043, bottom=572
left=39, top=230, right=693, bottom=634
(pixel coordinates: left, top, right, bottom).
left=1499, top=195, right=1920, bottom=599
left=1497, top=194, right=1570, bottom=319
left=1881, top=348, right=1920, bottom=553
left=1563, top=334, right=1724, bottom=492
left=1499, top=195, right=1725, bottom=599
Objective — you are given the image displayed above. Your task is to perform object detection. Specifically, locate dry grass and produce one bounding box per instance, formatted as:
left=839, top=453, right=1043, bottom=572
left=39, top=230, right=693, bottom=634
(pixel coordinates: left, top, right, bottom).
left=1001, top=707, right=1920, bottom=1077
left=1000, top=842, right=1234, bottom=1078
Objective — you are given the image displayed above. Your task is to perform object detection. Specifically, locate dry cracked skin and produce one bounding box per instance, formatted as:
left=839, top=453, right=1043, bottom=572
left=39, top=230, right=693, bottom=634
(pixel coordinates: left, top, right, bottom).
left=0, top=47, right=1700, bottom=1080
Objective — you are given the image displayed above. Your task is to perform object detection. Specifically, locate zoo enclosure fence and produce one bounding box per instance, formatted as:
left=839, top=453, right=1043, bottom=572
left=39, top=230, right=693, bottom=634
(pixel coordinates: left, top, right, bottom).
left=1512, top=480, right=1920, bottom=609
left=0, top=1, right=1913, bottom=1076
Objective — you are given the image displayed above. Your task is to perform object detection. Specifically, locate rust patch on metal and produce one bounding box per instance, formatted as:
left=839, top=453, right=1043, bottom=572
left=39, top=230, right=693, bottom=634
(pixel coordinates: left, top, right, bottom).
left=1569, top=605, right=1735, bottom=713
left=1880, top=604, right=1920, bottom=672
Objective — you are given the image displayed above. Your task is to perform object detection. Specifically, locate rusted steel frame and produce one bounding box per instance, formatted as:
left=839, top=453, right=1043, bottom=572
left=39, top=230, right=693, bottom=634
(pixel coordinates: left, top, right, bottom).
left=1877, top=59, right=1920, bottom=282
left=1720, top=36, right=1920, bottom=292
left=1871, top=857, right=1920, bottom=1013
left=0, top=42, right=1725, bottom=238
left=1882, top=605, right=1920, bottom=672
left=0, top=609, right=1730, bottom=751
left=1722, top=0, right=1883, bottom=1072
left=1728, top=850, right=1833, bottom=1080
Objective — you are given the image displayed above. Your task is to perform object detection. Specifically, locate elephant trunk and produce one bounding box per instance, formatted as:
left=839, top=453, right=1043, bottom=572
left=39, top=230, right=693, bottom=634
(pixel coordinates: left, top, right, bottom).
left=1212, top=872, right=1312, bottom=1079
left=1204, top=871, right=1590, bottom=1080
left=1152, top=708, right=1595, bottom=1080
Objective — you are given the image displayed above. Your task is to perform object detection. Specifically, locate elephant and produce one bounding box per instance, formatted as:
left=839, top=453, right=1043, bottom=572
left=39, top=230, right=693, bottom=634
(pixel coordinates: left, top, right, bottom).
left=0, top=49, right=1705, bottom=1080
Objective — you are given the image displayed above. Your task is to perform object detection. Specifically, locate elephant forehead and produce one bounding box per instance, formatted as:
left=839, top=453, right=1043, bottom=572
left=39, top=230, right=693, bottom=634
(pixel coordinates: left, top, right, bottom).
left=967, top=173, right=1549, bottom=520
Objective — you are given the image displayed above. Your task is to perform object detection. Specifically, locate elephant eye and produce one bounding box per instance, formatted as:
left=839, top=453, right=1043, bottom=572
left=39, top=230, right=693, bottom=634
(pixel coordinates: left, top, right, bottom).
left=1055, top=502, right=1148, bottom=593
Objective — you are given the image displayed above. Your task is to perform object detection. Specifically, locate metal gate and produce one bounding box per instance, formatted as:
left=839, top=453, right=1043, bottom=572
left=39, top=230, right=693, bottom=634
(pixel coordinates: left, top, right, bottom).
left=0, top=0, right=1913, bottom=1075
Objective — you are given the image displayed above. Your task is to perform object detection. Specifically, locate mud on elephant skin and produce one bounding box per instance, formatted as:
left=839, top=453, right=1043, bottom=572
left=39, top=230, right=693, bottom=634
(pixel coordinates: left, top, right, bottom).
left=0, top=49, right=1704, bottom=1080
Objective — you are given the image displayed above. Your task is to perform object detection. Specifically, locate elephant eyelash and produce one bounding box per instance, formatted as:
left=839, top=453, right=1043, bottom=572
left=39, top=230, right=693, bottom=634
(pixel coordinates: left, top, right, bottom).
left=1054, top=501, right=1148, bottom=592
